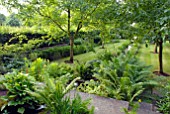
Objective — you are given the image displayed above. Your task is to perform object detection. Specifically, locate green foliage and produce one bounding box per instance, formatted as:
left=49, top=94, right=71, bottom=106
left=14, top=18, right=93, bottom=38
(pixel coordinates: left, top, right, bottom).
left=0, top=75, right=5, bottom=90
left=6, top=14, right=21, bottom=27
left=29, top=75, right=94, bottom=114
left=24, top=58, right=73, bottom=81
left=78, top=79, right=108, bottom=97
left=123, top=102, right=139, bottom=114
left=74, top=39, right=82, bottom=45
left=78, top=51, right=158, bottom=102
left=118, top=41, right=131, bottom=54
left=74, top=60, right=97, bottom=81
left=157, top=93, right=170, bottom=114
left=97, top=50, right=113, bottom=61
left=0, top=71, right=39, bottom=114
left=0, top=50, right=26, bottom=74
left=47, top=62, right=73, bottom=78
left=156, top=81, right=170, bottom=114
left=0, top=26, right=44, bottom=34
left=37, top=45, right=92, bottom=61
left=0, top=13, right=6, bottom=26
left=26, top=58, right=49, bottom=81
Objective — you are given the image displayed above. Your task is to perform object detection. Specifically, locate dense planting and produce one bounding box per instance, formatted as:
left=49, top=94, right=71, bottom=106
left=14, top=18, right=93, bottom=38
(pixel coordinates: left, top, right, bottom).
left=0, top=0, right=169, bottom=113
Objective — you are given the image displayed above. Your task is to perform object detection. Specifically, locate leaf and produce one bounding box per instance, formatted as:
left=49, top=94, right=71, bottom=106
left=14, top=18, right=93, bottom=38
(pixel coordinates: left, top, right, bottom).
left=17, top=107, right=25, bottom=114
left=1, top=104, right=7, bottom=111
left=8, top=101, right=17, bottom=106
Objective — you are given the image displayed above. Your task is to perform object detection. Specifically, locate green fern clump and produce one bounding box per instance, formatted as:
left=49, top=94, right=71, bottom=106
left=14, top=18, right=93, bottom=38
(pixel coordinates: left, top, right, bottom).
left=156, top=80, right=170, bottom=114
left=47, top=62, right=73, bottom=78
left=29, top=75, right=94, bottom=114
left=24, top=58, right=73, bottom=81
left=78, top=52, right=159, bottom=103
left=74, top=60, right=101, bottom=81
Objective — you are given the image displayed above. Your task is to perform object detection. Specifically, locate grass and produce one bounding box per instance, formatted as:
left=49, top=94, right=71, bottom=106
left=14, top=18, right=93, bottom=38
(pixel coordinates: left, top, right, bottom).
left=138, top=43, right=170, bottom=74
left=57, top=40, right=129, bottom=63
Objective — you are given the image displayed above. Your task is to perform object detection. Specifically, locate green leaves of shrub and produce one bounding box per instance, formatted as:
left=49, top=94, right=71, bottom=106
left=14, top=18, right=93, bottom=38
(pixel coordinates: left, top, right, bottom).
left=78, top=52, right=158, bottom=103
left=25, top=58, right=73, bottom=81
left=1, top=71, right=39, bottom=114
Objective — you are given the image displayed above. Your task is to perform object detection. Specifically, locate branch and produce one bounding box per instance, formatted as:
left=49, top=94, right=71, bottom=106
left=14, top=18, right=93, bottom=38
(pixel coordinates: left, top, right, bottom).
left=74, top=21, right=82, bottom=38
left=84, top=2, right=101, bottom=20
left=35, top=8, right=67, bottom=33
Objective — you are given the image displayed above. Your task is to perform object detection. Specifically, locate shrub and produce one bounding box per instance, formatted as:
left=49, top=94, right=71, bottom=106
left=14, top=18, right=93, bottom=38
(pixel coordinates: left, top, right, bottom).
left=0, top=71, right=39, bottom=114
left=26, top=58, right=49, bottom=81
left=74, top=39, right=82, bottom=45
left=47, top=62, right=73, bottom=79
left=24, top=58, right=74, bottom=81
left=36, top=45, right=90, bottom=61
left=74, top=60, right=100, bottom=81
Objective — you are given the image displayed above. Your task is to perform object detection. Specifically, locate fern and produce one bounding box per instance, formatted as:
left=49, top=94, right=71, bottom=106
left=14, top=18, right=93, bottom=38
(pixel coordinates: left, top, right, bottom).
left=29, top=75, right=93, bottom=114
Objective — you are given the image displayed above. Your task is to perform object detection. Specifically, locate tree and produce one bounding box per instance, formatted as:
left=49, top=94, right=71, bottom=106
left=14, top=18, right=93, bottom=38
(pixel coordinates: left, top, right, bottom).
left=0, top=13, right=6, bottom=26
left=124, top=0, right=170, bottom=74
left=6, top=13, right=21, bottom=26
left=1, top=0, right=108, bottom=63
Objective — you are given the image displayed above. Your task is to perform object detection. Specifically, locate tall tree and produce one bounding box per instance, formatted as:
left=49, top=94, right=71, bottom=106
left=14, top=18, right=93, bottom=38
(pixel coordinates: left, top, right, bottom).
left=1, top=0, right=108, bottom=63
left=124, top=0, right=170, bottom=74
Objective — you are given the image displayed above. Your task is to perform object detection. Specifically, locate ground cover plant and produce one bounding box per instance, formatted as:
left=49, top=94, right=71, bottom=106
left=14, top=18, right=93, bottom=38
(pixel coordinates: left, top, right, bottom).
left=0, top=58, right=94, bottom=114
left=0, top=71, right=39, bottom=114
left=77, top=45, right=159, bottom=103
left=156, top=80, right=170, bottom=114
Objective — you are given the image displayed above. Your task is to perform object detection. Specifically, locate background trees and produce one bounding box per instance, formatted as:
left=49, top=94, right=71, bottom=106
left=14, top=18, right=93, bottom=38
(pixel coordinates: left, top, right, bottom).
left=123, top=0, right=170, bottom=74
left=0, top=13, right=6, bottom=26
left=6, top=13, right=21, bottom=27
left=1, top=0, right=110, bottom=63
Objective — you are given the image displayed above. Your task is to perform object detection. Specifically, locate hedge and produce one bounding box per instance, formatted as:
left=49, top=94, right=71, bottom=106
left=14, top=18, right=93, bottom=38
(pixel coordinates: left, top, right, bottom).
left=35, top=45, right=91, bottom=61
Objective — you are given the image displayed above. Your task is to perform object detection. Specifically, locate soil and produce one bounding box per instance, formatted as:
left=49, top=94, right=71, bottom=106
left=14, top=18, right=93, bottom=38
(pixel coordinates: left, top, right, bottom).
left=64, top=60, right=74, bottom=64
left=153, top=71, right=170, bottom=76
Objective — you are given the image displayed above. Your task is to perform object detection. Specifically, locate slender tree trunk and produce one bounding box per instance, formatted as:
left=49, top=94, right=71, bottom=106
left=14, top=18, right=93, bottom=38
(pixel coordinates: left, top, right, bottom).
left=70, top=36, right=74, bottom=63
left=102, top=41, right=105, bottom=49
left=154, top=43, right=158, bottom=53
left=159, top=37, right=163, bottom=74
left=68, top=7, right=74, bottom=63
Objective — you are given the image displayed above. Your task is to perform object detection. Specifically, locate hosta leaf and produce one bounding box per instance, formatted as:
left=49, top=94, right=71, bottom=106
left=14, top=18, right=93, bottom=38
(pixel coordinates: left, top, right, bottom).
left=17, top=107, right=25, bottom=114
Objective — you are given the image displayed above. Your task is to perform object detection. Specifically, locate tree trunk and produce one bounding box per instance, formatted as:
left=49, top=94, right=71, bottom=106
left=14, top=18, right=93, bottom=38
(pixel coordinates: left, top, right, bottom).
left=69, top=36, right=74, bottom=63
left=154, top=43, right=158, bottom=53
left=68, top=7, right=74, bottom=63
left=102, top=41, right=105, bottom=49
left=159, top=37, right=163, bottom=74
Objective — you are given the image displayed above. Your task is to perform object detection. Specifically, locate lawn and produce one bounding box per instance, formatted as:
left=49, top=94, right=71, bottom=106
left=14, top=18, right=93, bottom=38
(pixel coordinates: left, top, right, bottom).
left=57, top=40, right=129, bottom=63
left=138, top=43, right=170, bottom=74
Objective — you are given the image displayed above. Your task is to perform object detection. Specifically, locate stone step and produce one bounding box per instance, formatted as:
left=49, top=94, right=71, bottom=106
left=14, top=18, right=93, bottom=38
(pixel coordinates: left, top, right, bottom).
left=137, top=102, right=161, bottom=114
left=67, top=90, right=162, bottom=114
left=137, top=109, right=161, bottom=114
left=68, top=90, right=129, bottom=114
